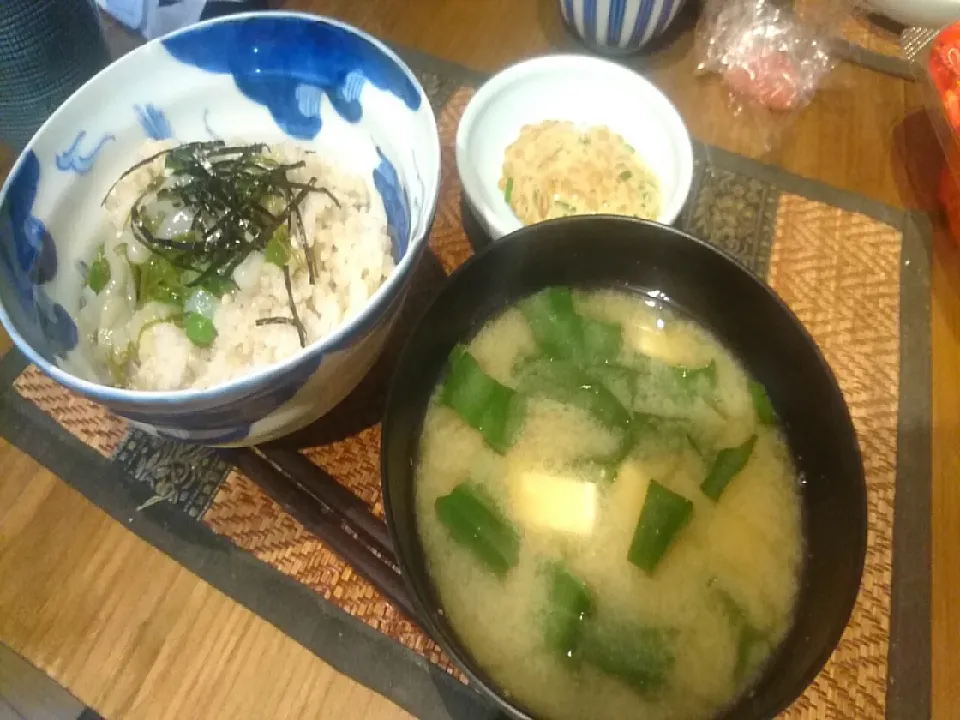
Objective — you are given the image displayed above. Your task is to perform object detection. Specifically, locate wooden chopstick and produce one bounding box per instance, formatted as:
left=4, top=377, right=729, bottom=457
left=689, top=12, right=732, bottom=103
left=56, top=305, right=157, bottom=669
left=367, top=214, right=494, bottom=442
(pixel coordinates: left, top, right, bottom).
left=223, top=447, right=419, bottom=623
left=259, top=445, right=396, bottom=562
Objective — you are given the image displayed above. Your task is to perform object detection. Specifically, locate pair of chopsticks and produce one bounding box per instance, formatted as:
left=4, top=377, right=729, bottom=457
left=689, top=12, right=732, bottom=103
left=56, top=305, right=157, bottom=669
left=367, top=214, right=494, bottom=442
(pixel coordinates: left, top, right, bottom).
left=222, top=445, right=419, bottom=622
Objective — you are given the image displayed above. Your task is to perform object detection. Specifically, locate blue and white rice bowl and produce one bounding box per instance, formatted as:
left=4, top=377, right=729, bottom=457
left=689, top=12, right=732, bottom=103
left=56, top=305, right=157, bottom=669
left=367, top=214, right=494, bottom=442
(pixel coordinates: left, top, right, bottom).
left=0, top=12, right=441, bottom=446
left=559, top=0, right=689, bottom=53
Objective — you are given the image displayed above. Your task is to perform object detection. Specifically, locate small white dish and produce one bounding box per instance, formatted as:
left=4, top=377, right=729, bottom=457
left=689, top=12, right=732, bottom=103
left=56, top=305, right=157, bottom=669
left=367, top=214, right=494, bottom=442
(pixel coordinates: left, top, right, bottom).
left=455, top=55, right=694, bottom=240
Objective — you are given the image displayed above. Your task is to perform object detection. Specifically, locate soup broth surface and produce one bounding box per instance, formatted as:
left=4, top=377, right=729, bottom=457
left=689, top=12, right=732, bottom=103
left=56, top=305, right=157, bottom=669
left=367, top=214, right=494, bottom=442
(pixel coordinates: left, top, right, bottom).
left=416, top=288, right=803, bottom=720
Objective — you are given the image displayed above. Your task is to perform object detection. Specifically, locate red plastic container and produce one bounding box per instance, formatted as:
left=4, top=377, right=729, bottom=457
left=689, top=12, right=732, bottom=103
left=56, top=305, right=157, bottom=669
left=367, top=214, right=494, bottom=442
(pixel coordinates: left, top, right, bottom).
left=929, top=24, right=960, bottom=122
left=941, top=166, right=960, bottom=241
left=918, top=23, right=960, bottom=241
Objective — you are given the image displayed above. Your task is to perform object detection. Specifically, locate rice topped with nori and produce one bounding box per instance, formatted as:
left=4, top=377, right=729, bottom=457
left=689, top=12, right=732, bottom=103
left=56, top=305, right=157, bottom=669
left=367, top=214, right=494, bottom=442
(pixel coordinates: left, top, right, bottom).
left=75, top=140, right=394, bottom=391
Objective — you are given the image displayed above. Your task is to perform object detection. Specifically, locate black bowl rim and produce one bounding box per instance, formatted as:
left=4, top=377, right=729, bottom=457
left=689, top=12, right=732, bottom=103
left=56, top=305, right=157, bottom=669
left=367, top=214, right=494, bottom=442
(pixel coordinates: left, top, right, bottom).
left=380, top=214, right=868, bottom=720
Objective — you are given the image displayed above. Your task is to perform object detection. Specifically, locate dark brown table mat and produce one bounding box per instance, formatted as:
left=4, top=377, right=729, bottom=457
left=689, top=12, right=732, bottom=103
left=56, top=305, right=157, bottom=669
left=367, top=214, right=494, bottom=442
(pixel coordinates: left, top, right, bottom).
left=0, top=50, right=931, bottom=720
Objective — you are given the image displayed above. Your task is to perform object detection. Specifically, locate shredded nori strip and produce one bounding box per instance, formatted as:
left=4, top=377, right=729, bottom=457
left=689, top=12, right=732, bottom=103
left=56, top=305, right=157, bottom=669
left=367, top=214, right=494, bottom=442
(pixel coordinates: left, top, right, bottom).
left=305, top=185, right=341, bottom=208
left=282, top=265, right=307, bottom=348
left=288, top=184, right=318, bottom=285
left=255, top=316, right=297, bottom=327
left=109, top=142, right=339, bottom=301
left=101, top=141, right=223, bottom=203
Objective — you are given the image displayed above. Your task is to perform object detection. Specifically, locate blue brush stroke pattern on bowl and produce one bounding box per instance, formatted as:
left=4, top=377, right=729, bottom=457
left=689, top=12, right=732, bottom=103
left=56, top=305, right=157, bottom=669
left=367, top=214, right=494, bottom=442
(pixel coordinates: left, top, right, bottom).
left=161, top=16, right=422, bottom=140
left=0, top=151, right=78, bottom=359
left=56, top=131, right=116, bottom=175
left=560, top=0, right=688, bottom=53
left=374, top=148, right=411, bottom=262
left=135, top=103, right=174, bottom=140
left=0, top=12, right=441, bottom=446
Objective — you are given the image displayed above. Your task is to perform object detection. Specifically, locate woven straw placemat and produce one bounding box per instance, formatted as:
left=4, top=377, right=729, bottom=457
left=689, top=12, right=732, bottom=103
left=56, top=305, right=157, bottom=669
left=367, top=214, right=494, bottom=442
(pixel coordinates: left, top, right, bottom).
left=0, top=53, right=932, bottom=720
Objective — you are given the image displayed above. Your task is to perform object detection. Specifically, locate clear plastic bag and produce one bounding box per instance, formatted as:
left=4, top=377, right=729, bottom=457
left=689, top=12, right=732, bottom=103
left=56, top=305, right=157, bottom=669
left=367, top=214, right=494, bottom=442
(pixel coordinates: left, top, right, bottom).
left=696, top=0, right=846, bottom=151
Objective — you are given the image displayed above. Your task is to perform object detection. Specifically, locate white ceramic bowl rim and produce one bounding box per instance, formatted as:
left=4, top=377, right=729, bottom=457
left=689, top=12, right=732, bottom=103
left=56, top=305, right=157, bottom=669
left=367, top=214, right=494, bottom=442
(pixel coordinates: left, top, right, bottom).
left=0, top=10, right=441, bottom=407
left=455, top=52, right=694, bottom=237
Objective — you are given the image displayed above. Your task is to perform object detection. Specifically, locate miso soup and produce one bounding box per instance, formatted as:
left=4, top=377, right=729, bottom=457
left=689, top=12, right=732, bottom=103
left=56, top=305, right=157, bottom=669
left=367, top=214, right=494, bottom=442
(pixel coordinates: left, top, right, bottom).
left=416, top=287, right=803, bottom=720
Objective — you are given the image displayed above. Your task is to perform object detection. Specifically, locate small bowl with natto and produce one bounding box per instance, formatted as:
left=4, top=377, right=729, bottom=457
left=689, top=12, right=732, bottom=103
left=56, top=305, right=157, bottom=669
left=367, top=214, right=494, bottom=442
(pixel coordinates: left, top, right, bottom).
left=455, top=54, right=694, bottom=241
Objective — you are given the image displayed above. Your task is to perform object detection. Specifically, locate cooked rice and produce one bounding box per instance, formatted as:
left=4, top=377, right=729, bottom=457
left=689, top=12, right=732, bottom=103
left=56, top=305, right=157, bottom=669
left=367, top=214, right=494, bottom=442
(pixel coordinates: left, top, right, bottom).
left=76, top=140, right=395, bottom=392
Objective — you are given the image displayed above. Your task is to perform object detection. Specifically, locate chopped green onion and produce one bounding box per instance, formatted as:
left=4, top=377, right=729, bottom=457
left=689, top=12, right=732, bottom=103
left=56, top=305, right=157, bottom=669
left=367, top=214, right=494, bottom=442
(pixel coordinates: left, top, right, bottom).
left=519, top=287, right=623, bottom=366
left=633, top=412, right=681, bottom=442
left=435, top=482, right=520, bottom=577
left=619, top=170, right=633, bottom=181
left=701, top=435, right=757, bottom=501
left=749, top=380, right=775, bottom=425
left=628, top=480, right=694, bottom=574
left=138, top=254, right=187, bottom=307
left=542, top=563, right=593, bottom=660
left=504, top=176, right=514, bottom=203
left=580, top=317, right=623, bottom=366
left=625, top=143, right=636, bottom=153
left=673, top=360, right=718, bottom=394
left=87, top=245, right=111, bottom=294
left=630, top=413, right=703, bottom=458
left=627, top=351, right=719, bottom=407
left=511, top=352, right=539, bottom=378
left=265, top=225, right=291, bottom=267
left=587, top=363, right=636, bottom=408
left=517, top=359, right=632, bottom=432
left=571, top=421, right=637, bottom=484
left=734, top=625, right=768, bottom=683
left=440, top=346, right=526, bottom=454
left=519, top=288, right=584, bottom=361
left=555, top=200, right=576, bottom=213
left=631, top=412, right=667, bottom=438
left=578, top=619, right=675, bottom=695
left=197, top=272, right=237, bottom=297
left=712, top=584, right=770, bottom=682
left=184, top=312, right=217, bottom=347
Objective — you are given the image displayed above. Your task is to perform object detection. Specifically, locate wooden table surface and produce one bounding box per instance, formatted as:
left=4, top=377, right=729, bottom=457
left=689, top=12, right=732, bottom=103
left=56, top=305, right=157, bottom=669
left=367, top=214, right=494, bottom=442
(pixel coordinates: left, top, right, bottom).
left=0, top=1, right=957, bottom=718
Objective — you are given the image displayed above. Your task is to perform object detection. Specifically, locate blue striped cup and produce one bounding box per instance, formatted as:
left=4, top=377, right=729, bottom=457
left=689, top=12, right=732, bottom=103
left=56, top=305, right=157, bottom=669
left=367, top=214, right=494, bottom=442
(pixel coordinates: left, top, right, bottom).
left=559, top=0, right=689, bottom=53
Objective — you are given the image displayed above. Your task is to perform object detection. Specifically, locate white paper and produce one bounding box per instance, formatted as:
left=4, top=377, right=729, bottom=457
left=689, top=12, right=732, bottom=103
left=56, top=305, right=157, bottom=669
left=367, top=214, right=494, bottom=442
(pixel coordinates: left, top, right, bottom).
left=96, top=0, right=222, bottom=40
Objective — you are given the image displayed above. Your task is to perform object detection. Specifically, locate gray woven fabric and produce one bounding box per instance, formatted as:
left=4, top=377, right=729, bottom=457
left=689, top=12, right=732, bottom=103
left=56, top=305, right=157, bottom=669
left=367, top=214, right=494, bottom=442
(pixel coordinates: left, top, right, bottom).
left=0, top=0, right=110, bottom=149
